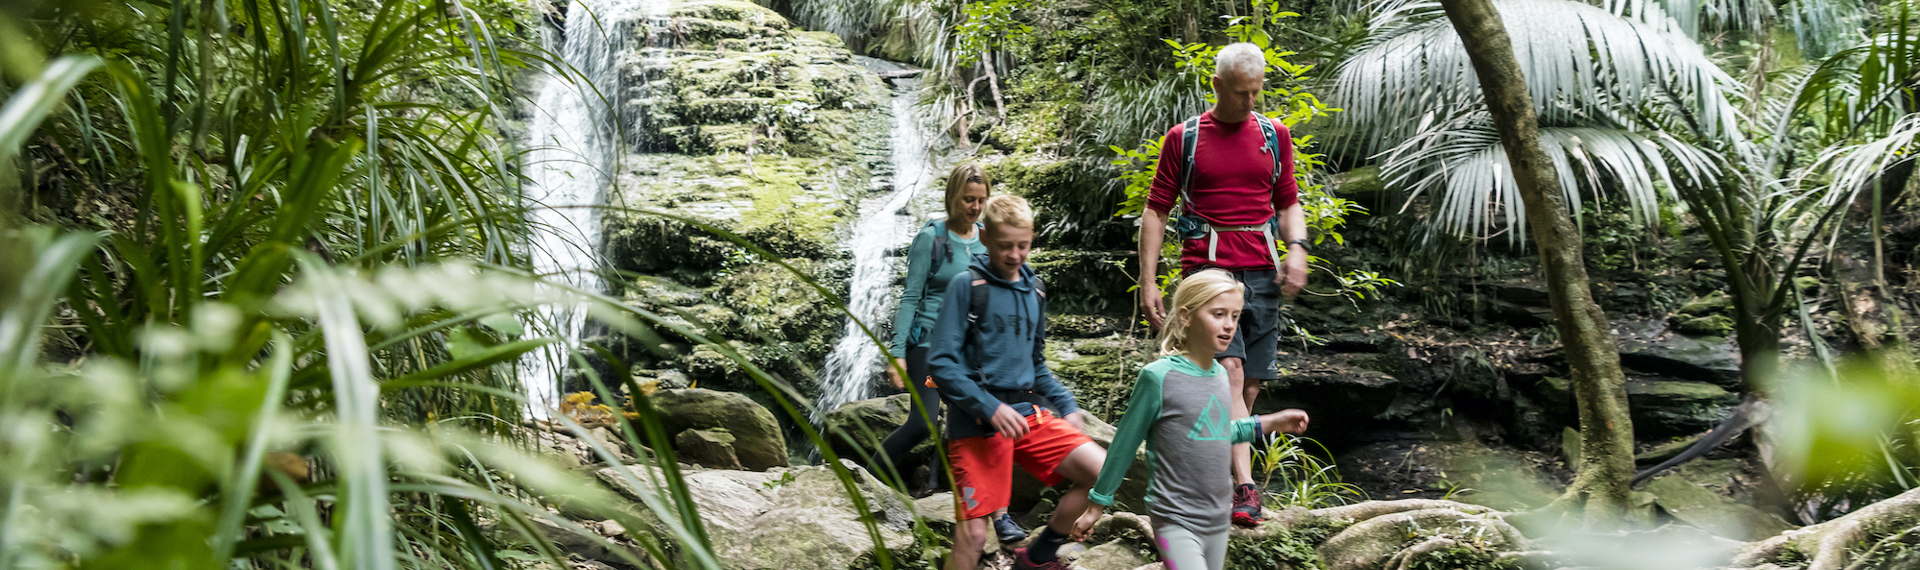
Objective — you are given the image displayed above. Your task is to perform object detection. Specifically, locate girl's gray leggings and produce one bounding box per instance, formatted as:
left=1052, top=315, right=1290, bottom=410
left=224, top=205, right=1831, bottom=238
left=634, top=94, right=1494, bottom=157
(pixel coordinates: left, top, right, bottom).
left=1152, top=516, right=1228, bottom=570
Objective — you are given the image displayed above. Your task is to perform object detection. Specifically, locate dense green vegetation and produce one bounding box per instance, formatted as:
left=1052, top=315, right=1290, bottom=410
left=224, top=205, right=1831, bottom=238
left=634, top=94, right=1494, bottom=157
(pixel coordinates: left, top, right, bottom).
left=4, top=0, right=1920, bottom=567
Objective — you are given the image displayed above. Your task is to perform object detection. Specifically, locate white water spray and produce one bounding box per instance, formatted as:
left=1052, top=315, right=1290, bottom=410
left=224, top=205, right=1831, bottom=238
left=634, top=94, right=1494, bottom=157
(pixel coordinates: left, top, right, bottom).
left=812, top=63, right=934, bottom=423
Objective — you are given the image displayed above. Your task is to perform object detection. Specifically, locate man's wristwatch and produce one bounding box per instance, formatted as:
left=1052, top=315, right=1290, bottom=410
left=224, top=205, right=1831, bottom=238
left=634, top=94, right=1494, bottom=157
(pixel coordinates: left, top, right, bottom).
left=1285, top=238, right=1310, bottom=250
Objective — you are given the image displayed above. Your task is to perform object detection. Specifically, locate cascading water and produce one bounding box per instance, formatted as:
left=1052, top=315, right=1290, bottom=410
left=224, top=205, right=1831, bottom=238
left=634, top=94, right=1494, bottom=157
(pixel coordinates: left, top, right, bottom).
left=811, top=62, right=934, bottom=423
left=521, top=0, right=671, bottom=415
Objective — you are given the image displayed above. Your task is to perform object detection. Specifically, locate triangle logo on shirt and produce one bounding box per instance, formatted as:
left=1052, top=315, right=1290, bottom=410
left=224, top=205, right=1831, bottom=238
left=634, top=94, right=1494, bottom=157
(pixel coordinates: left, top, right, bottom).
left=1188, top=394, right=1233, bottom=441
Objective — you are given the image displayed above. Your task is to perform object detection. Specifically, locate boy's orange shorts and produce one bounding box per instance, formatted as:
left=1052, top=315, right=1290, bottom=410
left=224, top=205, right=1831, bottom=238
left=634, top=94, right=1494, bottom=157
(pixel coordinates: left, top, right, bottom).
left=947, top=409, right=1093, bottom=520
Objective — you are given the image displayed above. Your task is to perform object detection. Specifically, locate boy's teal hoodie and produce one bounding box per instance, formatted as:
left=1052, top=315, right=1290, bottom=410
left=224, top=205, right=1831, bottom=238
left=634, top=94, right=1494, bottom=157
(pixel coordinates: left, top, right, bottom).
left=927, top=253, right=1077, bottom=439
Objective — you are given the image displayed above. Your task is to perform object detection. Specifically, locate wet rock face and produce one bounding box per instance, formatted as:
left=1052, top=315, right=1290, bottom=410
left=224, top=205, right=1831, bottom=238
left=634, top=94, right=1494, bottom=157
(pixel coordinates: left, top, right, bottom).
left=588, top=0, right=896, bottom=409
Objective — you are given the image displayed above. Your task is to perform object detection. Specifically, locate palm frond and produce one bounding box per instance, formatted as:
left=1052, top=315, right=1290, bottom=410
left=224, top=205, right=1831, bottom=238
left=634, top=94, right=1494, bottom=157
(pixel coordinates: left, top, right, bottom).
left=1790, top=5, right=1919, bottom=143
left=1381, top=112, right=1721, bottom=241
left=1333, top=0, right=1742, bottom=154
left=1799, top=113, right=1920, bottom=208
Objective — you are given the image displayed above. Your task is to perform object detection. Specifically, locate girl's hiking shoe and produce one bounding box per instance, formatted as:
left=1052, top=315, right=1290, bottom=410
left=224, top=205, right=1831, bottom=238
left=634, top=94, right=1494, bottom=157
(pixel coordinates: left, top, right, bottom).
left=994, top=512, right=1029, bottom=543
left=1231, top=483, right=1264, bottom=527
left=1011, top=547, right=1069, bottom=570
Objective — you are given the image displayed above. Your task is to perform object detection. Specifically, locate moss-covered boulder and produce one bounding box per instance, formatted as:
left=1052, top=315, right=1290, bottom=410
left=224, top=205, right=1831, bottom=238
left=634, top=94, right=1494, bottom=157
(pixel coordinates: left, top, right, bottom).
left=1645, top=475, right=1794, bottom=541
left=651, top=388, right=787, bottom=470
left=1626, top=378, right=1739, bottom=439
left=820, top=393, right=937, bottom=476
left=1670, top=291, right=1736, bottom=337
left=676, top=427, right=746, bottom=470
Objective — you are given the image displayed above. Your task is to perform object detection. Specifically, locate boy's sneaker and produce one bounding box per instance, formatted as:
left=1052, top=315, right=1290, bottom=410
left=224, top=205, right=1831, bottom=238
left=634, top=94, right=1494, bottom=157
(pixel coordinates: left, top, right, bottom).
left=1231, top=483, right=1264, bottom=527
left=994, top=512, right=1029, bottom=543
left=1011, top=547, right=1069, bottom=570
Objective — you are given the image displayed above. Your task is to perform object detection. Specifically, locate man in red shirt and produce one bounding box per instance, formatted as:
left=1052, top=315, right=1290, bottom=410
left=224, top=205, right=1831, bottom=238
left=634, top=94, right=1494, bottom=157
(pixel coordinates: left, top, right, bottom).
left=1135, top=42, right=1309, bottom=528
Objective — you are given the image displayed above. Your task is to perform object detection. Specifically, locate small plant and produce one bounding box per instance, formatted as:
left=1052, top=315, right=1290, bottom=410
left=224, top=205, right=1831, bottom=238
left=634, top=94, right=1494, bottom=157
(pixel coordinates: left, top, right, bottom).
left=1254, top=433, right=1366, bottom=509
left=762, top=470, right=800, bottom=491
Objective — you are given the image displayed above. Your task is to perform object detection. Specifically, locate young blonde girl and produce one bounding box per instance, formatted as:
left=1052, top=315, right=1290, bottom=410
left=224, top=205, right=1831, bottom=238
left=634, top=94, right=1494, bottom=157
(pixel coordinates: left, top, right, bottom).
left=1075, top=268, right=1309, bottom=570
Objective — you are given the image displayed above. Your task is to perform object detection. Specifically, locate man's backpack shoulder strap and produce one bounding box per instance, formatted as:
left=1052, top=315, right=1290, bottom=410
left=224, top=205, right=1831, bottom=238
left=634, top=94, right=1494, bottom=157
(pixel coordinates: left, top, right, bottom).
left=1177, top=115, right=1203, bottom=200
left=1257, top=116, right=1284, bottom=185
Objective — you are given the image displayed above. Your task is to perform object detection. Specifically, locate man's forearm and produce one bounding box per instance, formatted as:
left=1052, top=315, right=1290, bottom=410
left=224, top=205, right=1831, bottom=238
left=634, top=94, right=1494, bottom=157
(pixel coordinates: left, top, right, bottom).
left=1139, top=209, right=1170, bottom=282
left=1280, top=203, right=1306, bottom=244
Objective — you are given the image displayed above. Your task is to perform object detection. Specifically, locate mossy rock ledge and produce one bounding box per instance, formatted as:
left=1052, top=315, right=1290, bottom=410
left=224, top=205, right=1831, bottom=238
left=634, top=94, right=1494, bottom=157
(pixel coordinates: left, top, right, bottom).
left=588, top=0, right=899, bottom=404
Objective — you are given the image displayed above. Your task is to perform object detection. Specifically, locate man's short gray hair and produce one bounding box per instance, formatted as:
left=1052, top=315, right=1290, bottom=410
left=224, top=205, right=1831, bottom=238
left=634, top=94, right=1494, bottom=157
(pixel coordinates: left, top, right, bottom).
left=1214, top=42, right=1266, bottom=80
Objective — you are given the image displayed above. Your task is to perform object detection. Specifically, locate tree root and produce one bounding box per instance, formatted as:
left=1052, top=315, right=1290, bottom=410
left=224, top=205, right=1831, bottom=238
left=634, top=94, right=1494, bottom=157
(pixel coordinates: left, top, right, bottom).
left=1318, top=507, right=1526, bottom=570
left=1383, top=536, right=1460, bottom=570
left=1310, top=499, right=1499, bottom=523
left=1731, top=487, right=1920, bottom=570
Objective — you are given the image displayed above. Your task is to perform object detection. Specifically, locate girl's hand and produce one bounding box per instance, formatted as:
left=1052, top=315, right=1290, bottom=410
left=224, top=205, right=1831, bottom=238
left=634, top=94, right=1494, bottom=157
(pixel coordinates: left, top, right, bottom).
left=1264, top=409, right=1310, bottom=434
left=1072, top=504, right=1104, bottom=541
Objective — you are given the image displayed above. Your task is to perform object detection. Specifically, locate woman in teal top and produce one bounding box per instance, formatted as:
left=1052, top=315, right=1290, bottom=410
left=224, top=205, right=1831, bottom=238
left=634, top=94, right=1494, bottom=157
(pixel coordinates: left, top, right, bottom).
left=879, top=163, right=990, bottom=491
left=1073, top=269, right=1309, bottom=570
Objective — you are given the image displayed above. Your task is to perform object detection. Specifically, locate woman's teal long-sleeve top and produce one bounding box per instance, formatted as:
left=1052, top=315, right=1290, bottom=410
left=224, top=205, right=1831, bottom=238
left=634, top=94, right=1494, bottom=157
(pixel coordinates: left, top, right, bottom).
left=889, top=220, right=985, bottom=358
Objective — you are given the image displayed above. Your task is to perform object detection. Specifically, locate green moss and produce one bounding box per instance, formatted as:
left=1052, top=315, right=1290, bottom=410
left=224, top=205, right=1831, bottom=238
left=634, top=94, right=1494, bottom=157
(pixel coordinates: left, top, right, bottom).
left=1227, top=519, right=1341, bottom=569
left=1670, top=291, right=1736, bottom=336
left=1671, top=314, right=1736, bottom=337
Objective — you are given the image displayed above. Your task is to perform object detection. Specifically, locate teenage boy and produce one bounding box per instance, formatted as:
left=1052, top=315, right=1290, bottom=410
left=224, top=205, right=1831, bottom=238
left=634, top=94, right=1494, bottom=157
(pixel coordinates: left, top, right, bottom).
left=928, top=195, right=1108, bottom=570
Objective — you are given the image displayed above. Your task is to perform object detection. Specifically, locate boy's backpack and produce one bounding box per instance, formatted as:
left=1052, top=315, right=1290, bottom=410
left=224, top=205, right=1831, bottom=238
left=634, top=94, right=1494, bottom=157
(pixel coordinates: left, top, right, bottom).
left=1171, top=114, right=1287, bottom=268
left=961, top=265, right=1052, bottom=412
left=962, top=266, right=1045, bottom=369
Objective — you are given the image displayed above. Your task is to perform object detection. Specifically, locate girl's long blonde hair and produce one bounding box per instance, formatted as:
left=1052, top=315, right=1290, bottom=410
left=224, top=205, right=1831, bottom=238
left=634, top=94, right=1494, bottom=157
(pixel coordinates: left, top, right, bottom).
left=1158, top=268, right=1246, bottom=355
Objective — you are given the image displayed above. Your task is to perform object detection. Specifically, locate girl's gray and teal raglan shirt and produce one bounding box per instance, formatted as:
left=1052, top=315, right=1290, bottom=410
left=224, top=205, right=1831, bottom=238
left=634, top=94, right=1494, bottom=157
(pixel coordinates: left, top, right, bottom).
left=1088, top=355, right=1261, bottom=533
left=889, top=221, right=985, bottom=358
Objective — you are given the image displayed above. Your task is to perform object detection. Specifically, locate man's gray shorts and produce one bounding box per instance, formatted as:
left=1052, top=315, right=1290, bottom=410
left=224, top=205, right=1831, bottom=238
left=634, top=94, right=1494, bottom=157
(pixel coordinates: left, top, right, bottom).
left=1212, top=268, right=1280, bottom=381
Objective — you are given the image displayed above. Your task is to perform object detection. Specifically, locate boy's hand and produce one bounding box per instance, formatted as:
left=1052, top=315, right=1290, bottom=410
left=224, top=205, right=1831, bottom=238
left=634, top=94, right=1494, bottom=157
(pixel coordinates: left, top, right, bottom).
left=1071, top=504, right=1104, bottom=541
left=1064, top=410, right=1091, bottom=434
left=1265, top=409, right=1310, bottom=434
left=991, top=404, right=1029, bottom=440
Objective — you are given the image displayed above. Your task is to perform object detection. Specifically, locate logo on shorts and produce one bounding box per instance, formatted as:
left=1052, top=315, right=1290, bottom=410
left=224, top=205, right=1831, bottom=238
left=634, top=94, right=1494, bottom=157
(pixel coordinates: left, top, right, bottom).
left=963, top=486, right=979, bottom=509
left=1188, top=394, right=1233, bottom=441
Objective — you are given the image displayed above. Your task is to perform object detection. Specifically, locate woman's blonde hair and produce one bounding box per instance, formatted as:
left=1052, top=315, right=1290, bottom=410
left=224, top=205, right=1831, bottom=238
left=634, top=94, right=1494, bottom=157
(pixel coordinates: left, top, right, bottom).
left=945, top=163, right=991, bottom=217
left=1158, top=268, right=1246, bottom=355
left=980, top=194, right=1033, bottom=237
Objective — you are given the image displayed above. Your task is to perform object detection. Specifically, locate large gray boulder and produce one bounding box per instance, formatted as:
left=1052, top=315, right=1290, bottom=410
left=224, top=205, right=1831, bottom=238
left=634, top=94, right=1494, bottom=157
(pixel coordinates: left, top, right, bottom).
left=594, top=461, right=915, bottom=570
left=820, top=393, right=923, bottom=467
left=651, top=388, right=787, bottom=470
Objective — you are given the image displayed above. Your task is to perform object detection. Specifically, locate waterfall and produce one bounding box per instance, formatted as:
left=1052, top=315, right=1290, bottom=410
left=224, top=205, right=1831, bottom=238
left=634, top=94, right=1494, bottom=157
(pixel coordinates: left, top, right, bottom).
left=521, top=0, right=671, bottom=416
left=812, top=61, right=934, bottom=423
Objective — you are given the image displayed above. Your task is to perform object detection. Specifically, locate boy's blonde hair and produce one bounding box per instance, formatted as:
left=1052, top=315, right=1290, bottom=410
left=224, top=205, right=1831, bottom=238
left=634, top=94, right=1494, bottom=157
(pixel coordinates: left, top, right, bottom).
left=981, top=194, right=1033, bottom=237
left=1159, top=268, right=1246, bottom=355
left=945, top=163, right=991, bottom=217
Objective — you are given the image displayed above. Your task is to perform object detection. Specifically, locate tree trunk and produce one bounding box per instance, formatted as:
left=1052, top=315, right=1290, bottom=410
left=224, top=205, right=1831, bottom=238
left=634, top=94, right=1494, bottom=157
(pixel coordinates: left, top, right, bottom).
left=1438, top=0, right=1635, bottom=524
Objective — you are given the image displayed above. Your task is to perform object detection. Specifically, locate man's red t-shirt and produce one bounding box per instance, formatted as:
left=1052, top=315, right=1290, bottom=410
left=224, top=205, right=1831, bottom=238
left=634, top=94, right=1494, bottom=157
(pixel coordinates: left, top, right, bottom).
left=1146, top=110, right=1300, bottom=272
